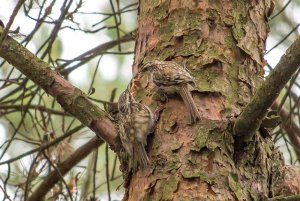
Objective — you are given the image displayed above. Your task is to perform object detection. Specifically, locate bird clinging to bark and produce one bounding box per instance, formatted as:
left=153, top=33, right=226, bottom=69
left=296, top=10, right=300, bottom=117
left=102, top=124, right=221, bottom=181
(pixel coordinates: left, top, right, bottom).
left=118, top=87, right=154, bottom=172
left=140, top=60, right=201, bottom=124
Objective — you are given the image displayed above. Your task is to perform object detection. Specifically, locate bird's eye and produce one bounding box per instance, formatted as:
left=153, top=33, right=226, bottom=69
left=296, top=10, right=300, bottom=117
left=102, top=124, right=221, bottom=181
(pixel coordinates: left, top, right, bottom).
left=140, top=63, right=151, bottom=72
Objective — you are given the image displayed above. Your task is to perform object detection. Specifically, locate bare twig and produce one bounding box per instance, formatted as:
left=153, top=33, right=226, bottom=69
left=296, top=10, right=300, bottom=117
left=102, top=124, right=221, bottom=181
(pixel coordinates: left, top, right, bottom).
left=27, top=136, right=104, bottom=201
left=0, top=104, right=70, bottom=116
left=270, top=0, right=292, bottom=20
left=42, top=151, right=74, bottom=201
left=105, top=144, right=111, bottom=201
left=0, top=184, right=12, bottom=201
left=0, top=125, right=85, bottom=165
left=0, top=0, right=26, bottom=45
left=272, top=102, right=300, bottom=160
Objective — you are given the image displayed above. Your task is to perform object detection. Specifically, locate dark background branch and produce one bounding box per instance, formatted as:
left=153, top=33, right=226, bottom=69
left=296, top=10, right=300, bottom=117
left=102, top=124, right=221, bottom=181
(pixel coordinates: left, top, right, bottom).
left=28, top=136, right=104, bottom=201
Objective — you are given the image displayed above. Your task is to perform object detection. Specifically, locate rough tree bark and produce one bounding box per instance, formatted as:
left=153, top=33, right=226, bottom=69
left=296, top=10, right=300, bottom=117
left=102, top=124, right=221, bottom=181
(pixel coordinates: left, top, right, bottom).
left=124, top=1, right=297, bottom=200
left=1, top=1, right=300, bottom=200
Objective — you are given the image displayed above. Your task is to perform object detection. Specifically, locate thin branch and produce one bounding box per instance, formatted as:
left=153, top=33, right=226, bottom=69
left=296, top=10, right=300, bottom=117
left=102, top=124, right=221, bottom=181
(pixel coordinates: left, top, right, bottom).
left=109, top=0, right=121, bottom=51
left=272, top=102, right=300, bottom=160
left=24, top=151, right=42, bottom=200
left=0, top=0, right=26, bottom=45
left=0, top=104, right=70, bottom=116
left=42, top=151, right=74, bottom=201
left=27, top=136, right=104, bottom=201
left=234, top=36, right=300, bottom=146
left=0, top=125, right=85, bottom=165
left=92, top=148, right=98, bottom=199
left=265, top=23, right=300, bottom=55
left=270, top=0, right=292, bottom=20
left=0, top=184, right=12, bottom=201
left=105, top=144, right=111, bottom=201
left=57, top=30, right=134, bottom=74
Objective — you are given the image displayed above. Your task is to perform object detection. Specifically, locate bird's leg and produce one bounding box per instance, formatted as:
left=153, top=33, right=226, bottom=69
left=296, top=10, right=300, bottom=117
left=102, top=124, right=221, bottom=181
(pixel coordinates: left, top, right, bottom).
left=157, top=87, right=169, bottom=103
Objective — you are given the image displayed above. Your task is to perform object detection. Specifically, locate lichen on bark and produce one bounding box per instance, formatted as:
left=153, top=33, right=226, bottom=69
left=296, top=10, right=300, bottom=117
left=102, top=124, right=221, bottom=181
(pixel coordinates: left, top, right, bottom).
left=125, top=0, right=283, bottom=200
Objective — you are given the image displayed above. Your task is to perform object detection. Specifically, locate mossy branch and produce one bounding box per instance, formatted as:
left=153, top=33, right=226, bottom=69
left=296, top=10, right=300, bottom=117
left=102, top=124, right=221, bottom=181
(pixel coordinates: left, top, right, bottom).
left=0, top=30, right=121, bottom=151
left=234, top=36, right=300, bottom=145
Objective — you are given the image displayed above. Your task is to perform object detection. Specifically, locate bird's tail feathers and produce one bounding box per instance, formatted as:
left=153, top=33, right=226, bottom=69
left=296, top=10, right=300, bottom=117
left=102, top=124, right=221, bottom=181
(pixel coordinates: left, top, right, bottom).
left=179, top=86, right=201, bottom=124
left=132, top=142, right=149, bottom=172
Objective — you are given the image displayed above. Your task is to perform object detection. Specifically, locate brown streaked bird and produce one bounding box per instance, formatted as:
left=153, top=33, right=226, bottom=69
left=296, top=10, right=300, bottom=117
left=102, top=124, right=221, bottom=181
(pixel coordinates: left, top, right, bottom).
left=141, top=60, right=201, bottom=124
left=118, top=88, right=154, bottom=172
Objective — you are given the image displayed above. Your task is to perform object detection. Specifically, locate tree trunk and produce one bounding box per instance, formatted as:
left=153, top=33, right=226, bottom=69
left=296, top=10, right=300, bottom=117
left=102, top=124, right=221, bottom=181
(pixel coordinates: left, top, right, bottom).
left=125, top=0, right=283, bottom=200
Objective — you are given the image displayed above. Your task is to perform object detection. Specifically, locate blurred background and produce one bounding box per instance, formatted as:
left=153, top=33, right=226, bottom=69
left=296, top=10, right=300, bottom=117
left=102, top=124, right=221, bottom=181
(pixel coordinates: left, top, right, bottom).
left=0, top=0, right=299, bottom=200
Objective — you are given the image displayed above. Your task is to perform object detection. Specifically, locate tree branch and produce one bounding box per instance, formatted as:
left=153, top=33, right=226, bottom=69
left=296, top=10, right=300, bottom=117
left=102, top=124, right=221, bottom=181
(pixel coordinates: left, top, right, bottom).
left=27, top=136, right=104, bottom=201
left=0, top=104, right=71, bottom=116
left=58, top=30, right=134, bottom=75
left=0, top=125, right=85, bottom=165
left=234, top=36, right=300, bottom=145
left=0, top=29, right=121, bottom=151
left=271, top=102, right=300, bottom=160
left=0, top=0, right=26, bottom=45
